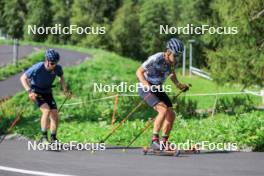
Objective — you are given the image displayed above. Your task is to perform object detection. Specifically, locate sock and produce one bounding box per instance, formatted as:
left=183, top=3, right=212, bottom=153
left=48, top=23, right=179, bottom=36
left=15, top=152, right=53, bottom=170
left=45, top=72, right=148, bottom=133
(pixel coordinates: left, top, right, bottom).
left=152, top=131, right=159, bottom=142
left=41, top=128, right=47, bottom=138
left=162, top=134, right=169, bottom=142
left=50, top=131, right=57, bottom=140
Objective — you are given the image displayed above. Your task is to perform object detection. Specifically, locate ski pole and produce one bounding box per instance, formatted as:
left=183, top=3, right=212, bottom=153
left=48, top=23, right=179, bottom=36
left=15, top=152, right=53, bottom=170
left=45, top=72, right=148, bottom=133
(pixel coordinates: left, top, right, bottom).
left=100, top=83, right=192, bottom=144
left=0, top=107, right=25, bottom=144
left=99, top=101, right=144, bottom=143
left=58, top=92, right=72, bottom=113
left=123, top=86, right=191, bottom=151
left=123, top=117, right=155, bottom=151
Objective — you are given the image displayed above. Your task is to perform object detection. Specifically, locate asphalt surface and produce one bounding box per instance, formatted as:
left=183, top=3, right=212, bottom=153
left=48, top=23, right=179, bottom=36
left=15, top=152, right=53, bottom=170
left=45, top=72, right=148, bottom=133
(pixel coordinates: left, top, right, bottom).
left=0, top=45, right=89, bottom=99
left=0, top=139, right=263, bottom=176
left=0, top=45, right=37, bottom=67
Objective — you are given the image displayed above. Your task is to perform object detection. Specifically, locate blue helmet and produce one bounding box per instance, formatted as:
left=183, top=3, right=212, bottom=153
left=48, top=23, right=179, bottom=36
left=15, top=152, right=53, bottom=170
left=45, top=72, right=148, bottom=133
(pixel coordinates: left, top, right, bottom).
left=166, top=38, right=184, bottom=55
left=45, top=49, right=60, bottom=62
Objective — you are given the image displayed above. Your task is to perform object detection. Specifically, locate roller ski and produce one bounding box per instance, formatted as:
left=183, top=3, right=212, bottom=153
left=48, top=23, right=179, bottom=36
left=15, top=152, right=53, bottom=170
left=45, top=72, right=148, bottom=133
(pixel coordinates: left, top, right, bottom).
left=181, top=144, right=200, bottom=154
left=38, top=136, right=50, bottom=145
left=38, top=136, right=62, bottom=152
left=142, top=140, right=180, bottom=157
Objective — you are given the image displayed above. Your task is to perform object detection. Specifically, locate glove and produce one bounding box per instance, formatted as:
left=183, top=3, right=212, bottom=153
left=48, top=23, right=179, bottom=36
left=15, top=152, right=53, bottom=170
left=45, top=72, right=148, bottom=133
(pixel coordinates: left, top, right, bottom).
left=63, top=89, right=72, bottom=98
left=177, top=83, right=189, bottom=92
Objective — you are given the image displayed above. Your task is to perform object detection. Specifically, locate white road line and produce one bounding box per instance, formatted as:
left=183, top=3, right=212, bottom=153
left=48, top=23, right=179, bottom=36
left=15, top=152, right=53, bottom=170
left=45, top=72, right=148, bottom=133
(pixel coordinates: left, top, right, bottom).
left=0, top=166, right=76, bottom=176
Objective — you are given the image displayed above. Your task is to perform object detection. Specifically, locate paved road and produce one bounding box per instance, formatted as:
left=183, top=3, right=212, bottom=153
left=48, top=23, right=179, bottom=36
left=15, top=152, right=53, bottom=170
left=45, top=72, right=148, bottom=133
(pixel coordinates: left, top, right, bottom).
left=0, top=45, right=37, bottom=67
left=0, top=45, right=89, bottom=99
left=0, top=139, right=263, bottom=176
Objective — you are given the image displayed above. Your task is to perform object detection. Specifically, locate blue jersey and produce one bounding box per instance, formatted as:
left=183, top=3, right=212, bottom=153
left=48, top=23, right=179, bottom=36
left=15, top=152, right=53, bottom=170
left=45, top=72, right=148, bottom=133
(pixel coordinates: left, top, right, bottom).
left=25, top=62, right=63, bottom=93
left=142, top=52, right=175, bottom=85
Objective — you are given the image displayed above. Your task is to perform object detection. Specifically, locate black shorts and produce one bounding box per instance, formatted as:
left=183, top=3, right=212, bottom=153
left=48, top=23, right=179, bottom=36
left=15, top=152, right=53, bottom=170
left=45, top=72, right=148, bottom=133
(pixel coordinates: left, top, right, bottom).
left=35, top=93, right=57, bottom=109
left=138, top=85, right=172, bottom=108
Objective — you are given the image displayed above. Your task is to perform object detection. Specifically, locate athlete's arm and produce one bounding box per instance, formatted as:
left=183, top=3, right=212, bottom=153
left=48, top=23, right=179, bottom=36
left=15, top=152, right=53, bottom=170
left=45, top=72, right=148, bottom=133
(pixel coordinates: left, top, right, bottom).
left=170, top=71, right=188, bottom=91
left=170, top=71, right=180, bottom=86
left=20, top=73, right=31, bottom=91
left=59, top=75, right=70, bottom=96
left=20, top=73, right=37, bottom=101
left=59, top=75, right=67, bottom=91
left=136, top=66, right=151, bottom=87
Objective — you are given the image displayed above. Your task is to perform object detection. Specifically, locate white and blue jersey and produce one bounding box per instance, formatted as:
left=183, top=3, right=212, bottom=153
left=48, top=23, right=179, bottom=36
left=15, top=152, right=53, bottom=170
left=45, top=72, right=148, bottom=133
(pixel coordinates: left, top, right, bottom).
left=25, top=62, right=63, bottom=93
left=141, top=52, right=175, bottom=85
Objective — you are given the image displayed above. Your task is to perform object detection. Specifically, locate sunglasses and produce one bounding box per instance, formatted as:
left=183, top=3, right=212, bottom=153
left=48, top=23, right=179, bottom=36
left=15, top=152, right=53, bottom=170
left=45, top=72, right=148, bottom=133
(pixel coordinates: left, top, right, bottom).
left=49, top=62, right=57, bottom=66
left=172, top=53, right=182, bottom=58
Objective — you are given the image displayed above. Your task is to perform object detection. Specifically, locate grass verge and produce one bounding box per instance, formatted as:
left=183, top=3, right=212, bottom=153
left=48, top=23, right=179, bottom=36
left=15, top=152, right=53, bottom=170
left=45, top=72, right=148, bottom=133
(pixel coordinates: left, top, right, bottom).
left=0, top=51, right=44, bottom=80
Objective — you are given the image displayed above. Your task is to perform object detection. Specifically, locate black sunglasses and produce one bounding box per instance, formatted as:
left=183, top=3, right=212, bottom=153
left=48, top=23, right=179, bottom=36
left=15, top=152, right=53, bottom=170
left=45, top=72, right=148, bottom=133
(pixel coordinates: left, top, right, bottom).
left=49, top=62, right=57, bottom=65
left=173, top=53, right=182, bottom=58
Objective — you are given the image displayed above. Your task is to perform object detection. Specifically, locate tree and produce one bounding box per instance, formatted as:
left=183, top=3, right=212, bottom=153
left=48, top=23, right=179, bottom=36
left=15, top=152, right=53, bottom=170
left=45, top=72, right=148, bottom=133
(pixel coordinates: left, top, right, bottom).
left=24, top=0, right=52, bottom=42
left=0, top=0, right=6, bottom=29
left=173, top=0, right=213, bottom=68
left=205, top=0, right=264, bottom=88
left=2, top=0, right=27, bottom=39
left=48, top=0, right=73, bottom=44
left=70, top=0, right=121, bottom=48
left=110, top=1, right=142, bottom=58
left=139, top=0, right=174, bottom=58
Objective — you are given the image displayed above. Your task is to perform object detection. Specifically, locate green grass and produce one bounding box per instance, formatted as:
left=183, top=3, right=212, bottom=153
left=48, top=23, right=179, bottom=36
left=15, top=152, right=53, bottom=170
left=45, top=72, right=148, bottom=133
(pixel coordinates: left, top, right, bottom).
left=56, top=111, right=264, bottom=151
left=0, top=51, right=44, bottom=80
left=166, top=77, right=261, bottom=109
left=0, top=44, right=263, bottom=151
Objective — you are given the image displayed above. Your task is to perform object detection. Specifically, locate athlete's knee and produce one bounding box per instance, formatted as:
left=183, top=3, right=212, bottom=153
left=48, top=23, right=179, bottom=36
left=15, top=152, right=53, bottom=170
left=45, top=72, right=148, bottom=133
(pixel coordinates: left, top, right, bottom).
left=169, top=108, right=175, bottom=119
left=40, top=103, right=51, bottom=115
left=50, top=110, right=58, bottom=119
left=156, top=104, right=168, bottom=116
left=165, top=108, right=175, bottom=121
left=42, top=108, right=51, bottom=116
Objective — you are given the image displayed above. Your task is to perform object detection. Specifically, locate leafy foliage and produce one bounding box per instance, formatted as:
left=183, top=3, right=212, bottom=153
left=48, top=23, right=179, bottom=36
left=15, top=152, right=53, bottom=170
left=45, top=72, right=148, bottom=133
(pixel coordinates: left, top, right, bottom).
left=204, top=0, right=264, bottom=88
left=110, top=1, right=142, bottom=58
left=23, top=0, right=52, bottom=41
left=48, top=0, right=74, bottom=44
left=139, top=0, right=173, bottom=58
left=2, top=0, right=27, bottom=39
